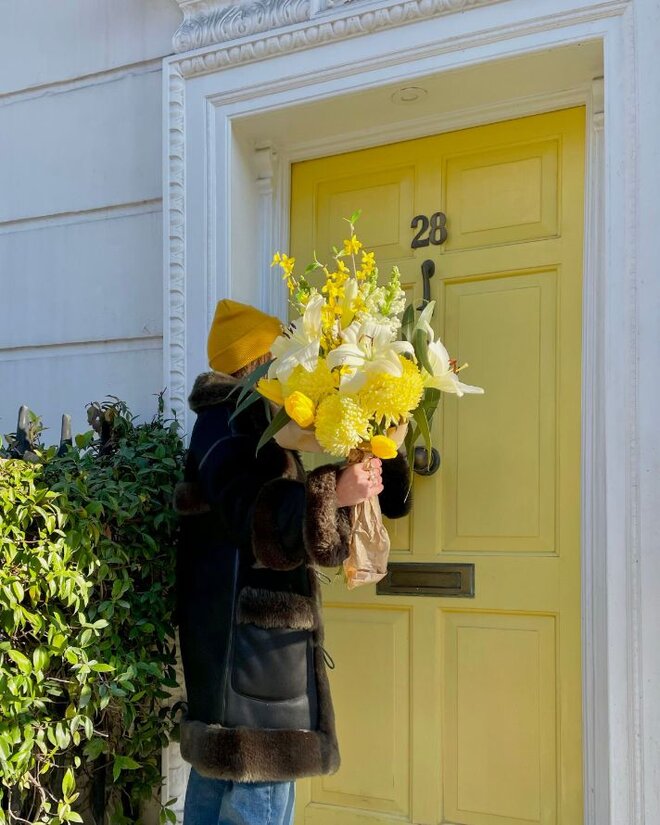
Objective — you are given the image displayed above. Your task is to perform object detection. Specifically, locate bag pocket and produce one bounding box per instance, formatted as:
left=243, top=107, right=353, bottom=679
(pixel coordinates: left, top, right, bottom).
left=231, top=623, right=311, bottom=702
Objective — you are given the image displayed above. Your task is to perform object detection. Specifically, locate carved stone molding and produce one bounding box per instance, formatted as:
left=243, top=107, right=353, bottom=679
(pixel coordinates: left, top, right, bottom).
left=173, top=0, right=497, bottom=56
left=174, top=0, right=311, bottom=53
left=165, top=67, right=187, bottom=428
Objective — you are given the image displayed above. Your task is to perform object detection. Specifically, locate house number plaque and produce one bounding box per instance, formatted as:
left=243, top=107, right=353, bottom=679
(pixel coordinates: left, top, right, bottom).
left=410, top=212, right=448, bottom=248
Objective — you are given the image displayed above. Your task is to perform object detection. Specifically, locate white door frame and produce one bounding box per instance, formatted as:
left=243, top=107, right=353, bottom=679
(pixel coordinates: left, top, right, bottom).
left=162, top=2, right=644, bottom=823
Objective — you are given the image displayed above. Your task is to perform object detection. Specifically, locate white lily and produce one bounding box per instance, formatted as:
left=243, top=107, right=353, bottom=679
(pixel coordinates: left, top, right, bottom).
left=414, top=300, right=436, bottom=342
left=424, top=339, right=484, bottom=397
left=269, top=292, right=323, bottom=382
left=327, top=319, right=414, bottom=393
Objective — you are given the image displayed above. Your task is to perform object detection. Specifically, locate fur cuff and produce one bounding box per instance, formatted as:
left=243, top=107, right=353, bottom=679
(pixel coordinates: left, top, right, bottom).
left=173, top=481, right=210, bottom=516
left=180, top=718, right=339, bottom=782
left=304, top=465, right=351, bottom=567
left=237, top=587, right=317, bottom=630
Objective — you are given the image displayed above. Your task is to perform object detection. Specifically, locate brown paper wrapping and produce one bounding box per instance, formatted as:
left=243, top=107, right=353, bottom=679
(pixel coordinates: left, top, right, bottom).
left=273, top=416, right=407, bottom=590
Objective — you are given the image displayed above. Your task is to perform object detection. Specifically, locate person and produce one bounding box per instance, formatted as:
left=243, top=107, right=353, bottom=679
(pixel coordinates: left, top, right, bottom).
left=174, top=299, right=412, bottom=825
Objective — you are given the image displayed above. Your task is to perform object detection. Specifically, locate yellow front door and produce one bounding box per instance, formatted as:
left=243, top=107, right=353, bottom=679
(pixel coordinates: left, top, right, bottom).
left=290, top=108, right=584, bottom=825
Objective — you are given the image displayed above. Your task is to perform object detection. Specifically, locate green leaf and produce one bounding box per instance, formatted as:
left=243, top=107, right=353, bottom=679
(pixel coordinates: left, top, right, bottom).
left=412, top=407, right=432, bottom=467
left=62, top=767, right=75, bottom=798
left=112, top=755, right=141, bottom=781
left=7, top=650, right=32, bottom=674
left=400, top=304, right=415, bottom=343
left=84, top=737, right=105, bottom=761
left=32, top=647, right=49, bottom=671
left=404, top=424, right=418, bottom=492
left=55, top=723, right=71, bottom=750
left=229, top=389, right=262, bottom=422
left=413, top=328, right=435, bottom=376
left=230, top=359, right=273, bottom=403
left=413, top=329, right=433, bottom=375
left=78, top=685, right=92, bottom=709
left=421, top=387, right=442, bottom=427
left=90, top=663, right=114, bottom=673
left=255, top=407, right=291, bottom=455
left=0, top=736, right=10, bottom=761
left=348, top=209, right=362, bottom=225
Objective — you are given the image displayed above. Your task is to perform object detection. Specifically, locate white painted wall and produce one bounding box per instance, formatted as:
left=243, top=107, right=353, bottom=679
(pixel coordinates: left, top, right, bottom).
left=0, top=0, right=182, bottom=444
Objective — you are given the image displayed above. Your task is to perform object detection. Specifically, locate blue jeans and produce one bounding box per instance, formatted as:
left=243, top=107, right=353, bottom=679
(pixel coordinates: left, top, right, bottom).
left=183, top=768, right=295, bottom=825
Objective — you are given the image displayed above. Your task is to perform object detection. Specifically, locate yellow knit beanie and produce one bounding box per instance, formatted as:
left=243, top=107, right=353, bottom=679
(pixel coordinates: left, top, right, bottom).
left=207, top=299, right=282, bottom=375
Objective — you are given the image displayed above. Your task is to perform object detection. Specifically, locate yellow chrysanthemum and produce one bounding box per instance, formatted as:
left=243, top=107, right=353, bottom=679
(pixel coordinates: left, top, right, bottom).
left=283, top=360, right=338, bottom=404
left=314, top=393, right=371, bottom=457
left=358, top=356, right=424, bottom=426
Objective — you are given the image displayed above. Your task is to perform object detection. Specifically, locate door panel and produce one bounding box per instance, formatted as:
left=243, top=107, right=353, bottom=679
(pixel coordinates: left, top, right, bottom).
left=443, top=270, right=557, bottom=553
left=312, top=606, right=411, bottom=816
left=443, top=138, right=559, bottom=249
left=290, top=107, right=584, bottom=825
left=443, top=611, right=557, bottom=825
left=316, top=166, right=417, bottom=264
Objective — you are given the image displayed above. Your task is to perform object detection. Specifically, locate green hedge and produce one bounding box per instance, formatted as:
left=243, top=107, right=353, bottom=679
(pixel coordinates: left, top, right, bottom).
left=0, top=398, right=184, bottom=824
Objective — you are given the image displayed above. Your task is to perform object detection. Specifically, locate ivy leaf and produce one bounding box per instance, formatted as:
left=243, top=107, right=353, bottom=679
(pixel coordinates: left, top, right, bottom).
left=112, top=755, right=141, bottom=782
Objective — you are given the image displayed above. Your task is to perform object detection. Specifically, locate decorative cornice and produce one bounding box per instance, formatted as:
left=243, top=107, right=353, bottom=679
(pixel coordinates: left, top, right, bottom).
left=174, top=0, right=311, bottom=53
left=173, top=0, right=495, bottom=57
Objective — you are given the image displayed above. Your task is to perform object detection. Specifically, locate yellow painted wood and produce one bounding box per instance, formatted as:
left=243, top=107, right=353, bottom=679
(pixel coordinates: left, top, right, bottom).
left=290, top=107, right=584, bottom=825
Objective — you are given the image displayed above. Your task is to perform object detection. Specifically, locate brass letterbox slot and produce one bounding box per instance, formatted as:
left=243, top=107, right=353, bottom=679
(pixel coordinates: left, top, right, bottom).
left=376, top=563, right=475, bottom=597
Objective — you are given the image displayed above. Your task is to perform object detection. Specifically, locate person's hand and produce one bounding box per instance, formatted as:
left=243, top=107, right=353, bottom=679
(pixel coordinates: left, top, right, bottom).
left=335, top=458, right=383, bottom=507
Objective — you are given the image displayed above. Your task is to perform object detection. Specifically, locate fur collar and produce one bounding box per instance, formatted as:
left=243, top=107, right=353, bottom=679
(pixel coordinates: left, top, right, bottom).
left=188, top=371, right=238, bottom=412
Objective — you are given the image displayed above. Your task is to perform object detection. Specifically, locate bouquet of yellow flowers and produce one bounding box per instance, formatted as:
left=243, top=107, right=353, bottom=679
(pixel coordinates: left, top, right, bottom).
left=234, top=211, right=483, bottom=587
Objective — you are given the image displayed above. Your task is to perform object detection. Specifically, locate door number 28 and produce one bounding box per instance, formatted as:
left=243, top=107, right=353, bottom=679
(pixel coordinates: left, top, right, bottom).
left=410, top=212, right=448, bottom=248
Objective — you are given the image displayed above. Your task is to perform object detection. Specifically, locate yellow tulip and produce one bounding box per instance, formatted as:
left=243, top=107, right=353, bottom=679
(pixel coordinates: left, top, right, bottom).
left=256, top=378, right=284, bottom=406
left=284, top=391, right=316, bottom=429
left=370, top=435, right=398, bottom=460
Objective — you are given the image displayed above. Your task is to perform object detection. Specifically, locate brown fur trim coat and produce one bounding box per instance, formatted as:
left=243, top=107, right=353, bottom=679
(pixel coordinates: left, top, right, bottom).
left=174, top=371, right=410, bottom=782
